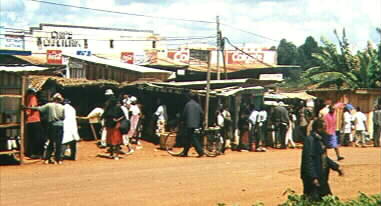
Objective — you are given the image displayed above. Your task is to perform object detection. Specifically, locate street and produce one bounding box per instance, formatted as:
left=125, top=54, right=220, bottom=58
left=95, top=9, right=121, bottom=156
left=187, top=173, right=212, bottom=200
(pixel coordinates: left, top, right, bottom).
left=0, top=141, right=380, bottom=206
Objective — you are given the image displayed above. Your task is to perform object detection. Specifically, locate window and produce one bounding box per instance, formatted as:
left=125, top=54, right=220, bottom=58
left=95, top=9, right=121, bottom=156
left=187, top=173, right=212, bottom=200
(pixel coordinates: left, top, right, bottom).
left=110, top=40, right=114, bottom=48
left=37, top=37, right=42, bottom=47
left=152, top=41, right=156, bottom=49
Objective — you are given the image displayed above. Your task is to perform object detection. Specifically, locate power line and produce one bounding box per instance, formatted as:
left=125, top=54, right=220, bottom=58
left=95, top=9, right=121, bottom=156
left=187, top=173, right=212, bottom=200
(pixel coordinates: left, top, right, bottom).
left=0, top=32, right=216, bottom=42
left=223, top=37, right=273, bottom=67
left=27, top=0, right=215, bottom=24
left=221, top=23, right=279, bottom=42
left=2, top=27, right=215, bottom=40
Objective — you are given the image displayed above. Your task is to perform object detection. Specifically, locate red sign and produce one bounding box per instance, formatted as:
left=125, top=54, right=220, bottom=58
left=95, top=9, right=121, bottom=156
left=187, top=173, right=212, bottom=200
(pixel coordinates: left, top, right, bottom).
left=167, top=50, right=189, bottom=63
left=47, top=50, right=62, bottom=64
left=121, top=52, right=134, bottom=64
left=226, top=51, right=264, bottom=64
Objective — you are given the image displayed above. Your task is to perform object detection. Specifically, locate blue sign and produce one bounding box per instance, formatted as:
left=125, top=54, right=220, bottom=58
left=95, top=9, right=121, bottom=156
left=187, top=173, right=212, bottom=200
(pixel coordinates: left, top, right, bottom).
left=76, top=50, right=91, bottom=56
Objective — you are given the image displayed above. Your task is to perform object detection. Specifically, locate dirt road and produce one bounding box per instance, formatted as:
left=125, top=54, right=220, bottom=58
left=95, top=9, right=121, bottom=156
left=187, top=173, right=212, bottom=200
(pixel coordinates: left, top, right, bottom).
left=0, top=141, right=380, bottom=206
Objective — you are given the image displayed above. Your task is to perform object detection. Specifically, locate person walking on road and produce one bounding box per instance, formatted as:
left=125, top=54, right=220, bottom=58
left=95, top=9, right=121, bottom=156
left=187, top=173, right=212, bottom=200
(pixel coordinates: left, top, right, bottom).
left=323, top=105, right=344, bottom=161
left=272, top=101, right=289, bottom=149
left=372, top=105, right=381, bottom=147
left=178, top=93, right=204, bottom=157
left=301, top=119, right=344, bottom=201
left=102, top=97, right=124, bottom=160
left=353, top=106, right=368, bottom=147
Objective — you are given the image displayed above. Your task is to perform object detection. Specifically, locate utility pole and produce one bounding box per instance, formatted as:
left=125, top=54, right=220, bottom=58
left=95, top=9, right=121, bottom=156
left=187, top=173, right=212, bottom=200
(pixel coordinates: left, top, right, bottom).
left=216, top=16, right=221, bottom=80
left=204, top=51, right=212, bottom=129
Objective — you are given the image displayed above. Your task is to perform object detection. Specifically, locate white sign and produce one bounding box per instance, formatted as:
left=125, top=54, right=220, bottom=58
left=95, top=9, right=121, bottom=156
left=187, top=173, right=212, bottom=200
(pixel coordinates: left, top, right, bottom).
left=4, top=35, right=24, bottom=50
left=259, top=73, right=283, bottom=81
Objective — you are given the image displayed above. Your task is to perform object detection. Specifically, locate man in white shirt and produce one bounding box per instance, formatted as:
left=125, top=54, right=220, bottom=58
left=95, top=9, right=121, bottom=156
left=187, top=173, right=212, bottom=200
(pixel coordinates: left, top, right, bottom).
left=353, top=106, right=367, bottom=147
left=154, top=100, right=168, bottom=138
left=85, top=105, right=104, bottom=145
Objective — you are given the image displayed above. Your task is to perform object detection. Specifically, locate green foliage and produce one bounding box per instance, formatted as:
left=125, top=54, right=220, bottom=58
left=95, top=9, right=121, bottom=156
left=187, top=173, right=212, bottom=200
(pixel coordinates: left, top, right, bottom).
left=301, top=28, right=381, bottom=89
left=277, top=39, right=298, bottom=65
left=278, top=189, right=381, bottom=206
left=217, top=190, right=380, bottom=206
left=296, top=36, right=321, bottom=70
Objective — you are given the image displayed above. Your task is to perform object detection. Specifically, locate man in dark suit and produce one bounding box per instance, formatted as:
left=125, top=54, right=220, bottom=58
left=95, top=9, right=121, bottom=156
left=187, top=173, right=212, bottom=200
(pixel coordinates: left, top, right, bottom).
left=301, top=119, right=344, bottom=201
left=272, top=101, right=289, bottom=148
left=179, top=93, right=204, bottom=157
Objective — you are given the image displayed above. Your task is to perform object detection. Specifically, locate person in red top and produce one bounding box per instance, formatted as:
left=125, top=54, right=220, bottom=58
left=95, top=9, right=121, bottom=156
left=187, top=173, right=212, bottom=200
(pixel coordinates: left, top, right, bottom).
left=25, top=88, right=45, bottom=159
left=323, top=105, right=344, bottom=161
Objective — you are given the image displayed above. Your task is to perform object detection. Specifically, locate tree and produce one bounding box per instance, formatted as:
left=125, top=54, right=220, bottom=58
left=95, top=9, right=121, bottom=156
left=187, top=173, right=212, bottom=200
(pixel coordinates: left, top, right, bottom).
left=302, top=28, right=381, bottom=89
left=296, top=36, right=321, bottom=70
left=277, top=39, right=298, bottom=65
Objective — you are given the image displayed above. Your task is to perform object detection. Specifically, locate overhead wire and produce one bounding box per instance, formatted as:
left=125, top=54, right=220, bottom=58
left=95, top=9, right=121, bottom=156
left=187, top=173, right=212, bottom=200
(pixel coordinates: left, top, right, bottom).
left=223, top=37, right=273, bottom=67
left=221, top=23, right=279, bottom=42
left=26, top=0, right=215, bottom=24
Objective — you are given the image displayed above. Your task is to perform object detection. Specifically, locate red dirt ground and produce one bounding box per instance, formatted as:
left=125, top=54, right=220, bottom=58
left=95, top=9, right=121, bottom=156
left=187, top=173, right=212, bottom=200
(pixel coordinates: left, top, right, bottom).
left=0, top=140, right=380, bottom=206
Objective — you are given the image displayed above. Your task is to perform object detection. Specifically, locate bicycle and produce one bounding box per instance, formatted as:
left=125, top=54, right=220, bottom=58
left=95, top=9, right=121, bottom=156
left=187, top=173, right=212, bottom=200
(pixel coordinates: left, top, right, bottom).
left=164, top=126, right=224, bottom=157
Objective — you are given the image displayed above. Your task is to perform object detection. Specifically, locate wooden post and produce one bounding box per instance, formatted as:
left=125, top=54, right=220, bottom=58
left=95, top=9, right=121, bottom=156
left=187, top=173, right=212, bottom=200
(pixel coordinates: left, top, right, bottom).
left=204, top=51, right=212, bottom=130
left=19, top=75, right=27, bottom=164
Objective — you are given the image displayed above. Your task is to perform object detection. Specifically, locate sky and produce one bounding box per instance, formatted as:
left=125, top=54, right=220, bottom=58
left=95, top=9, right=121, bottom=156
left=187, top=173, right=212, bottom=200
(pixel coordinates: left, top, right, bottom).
left=1, top=0, right=380, bottom=50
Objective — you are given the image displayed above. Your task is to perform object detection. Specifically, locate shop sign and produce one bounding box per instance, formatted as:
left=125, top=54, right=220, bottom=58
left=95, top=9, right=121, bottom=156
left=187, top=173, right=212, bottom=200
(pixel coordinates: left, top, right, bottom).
left=226, top=51, right=265, bottom=64
left=121, top=52, right=134, bottom=64
left=167, top=49, right=189, bottom=63
left=76, top=50, right=91, bottom=56
left=4, top=35, right=24, bottom=50
left=47, top=50, right=62, bottom=64
left=40, top=31, right=81, bottom=47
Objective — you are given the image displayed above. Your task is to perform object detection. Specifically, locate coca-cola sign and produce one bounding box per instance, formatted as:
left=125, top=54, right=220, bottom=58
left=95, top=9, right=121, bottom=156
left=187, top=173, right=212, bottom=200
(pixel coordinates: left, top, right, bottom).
left=47, top=50, right=62, bottom=64
left=167, top=49, right=189, bottom=63
left=121, top=52, right=134, bottom=64
left=226, top=51, right=265, bottom=64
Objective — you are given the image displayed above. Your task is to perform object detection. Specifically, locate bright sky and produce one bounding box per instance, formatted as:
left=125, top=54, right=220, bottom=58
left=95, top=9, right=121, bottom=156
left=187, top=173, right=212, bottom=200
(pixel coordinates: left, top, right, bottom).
left=1, top=0, right=380, bottom=49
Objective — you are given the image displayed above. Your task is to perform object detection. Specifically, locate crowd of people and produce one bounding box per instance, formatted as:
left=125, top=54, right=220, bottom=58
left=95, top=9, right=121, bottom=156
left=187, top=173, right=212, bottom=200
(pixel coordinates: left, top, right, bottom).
left=23, top=88, right=381, bottom=165
left=21, top=87, right=381, bottom=203
left=24, top=89, right=79, bottom=164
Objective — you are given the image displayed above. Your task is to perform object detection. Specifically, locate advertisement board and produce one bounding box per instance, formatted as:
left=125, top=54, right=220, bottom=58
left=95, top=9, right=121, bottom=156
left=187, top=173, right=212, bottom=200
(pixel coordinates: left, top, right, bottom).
left=167, top=49, right=189, bottom=63
left=47, top=50, right=63, bottom=64
left=3, top=35, right=24, bottom=50
left=226, top=51, right=265, bottom=64
left=121, top=52, right=134, bottom=64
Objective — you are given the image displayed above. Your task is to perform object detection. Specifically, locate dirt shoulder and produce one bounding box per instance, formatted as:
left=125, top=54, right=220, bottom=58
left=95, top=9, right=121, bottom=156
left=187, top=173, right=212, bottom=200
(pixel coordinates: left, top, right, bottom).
left=0, top=141, right=380, bottom=206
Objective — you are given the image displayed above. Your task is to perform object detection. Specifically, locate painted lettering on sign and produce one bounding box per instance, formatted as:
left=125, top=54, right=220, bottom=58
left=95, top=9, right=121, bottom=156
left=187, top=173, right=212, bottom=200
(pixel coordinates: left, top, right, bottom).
left=4, top=35, right=24, bottom=50
left=76, top=50, right=91, bottom=56
left=47, top=50, right=62, bottom=64
left=226, top=51, right=265, bottom=64
left=40, top=31, right=81, bottom=48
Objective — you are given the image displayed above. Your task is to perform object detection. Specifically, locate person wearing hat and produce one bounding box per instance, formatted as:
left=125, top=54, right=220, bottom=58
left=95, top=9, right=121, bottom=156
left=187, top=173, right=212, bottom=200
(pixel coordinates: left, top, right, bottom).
left=126, top=96, right=142, bottom=148
left=105, top=89, right=114, bottom=96
left=25, top=92, right=65, bottom=164
left=25, top=88, right=45, bottom=159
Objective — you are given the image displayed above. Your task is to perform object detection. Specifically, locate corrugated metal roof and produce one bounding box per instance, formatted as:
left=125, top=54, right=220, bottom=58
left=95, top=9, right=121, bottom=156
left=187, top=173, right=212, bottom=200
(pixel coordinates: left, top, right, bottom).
left=28, top=75, right=119, bottom=90
left=154, top=79, right=249, bottom=87
left=14, top=55, right=47, bottom=65
left=0, top=66, right=50, bottom=72
left=63, top=53, right=173, bottom=74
